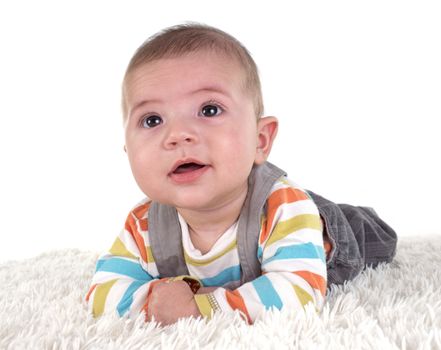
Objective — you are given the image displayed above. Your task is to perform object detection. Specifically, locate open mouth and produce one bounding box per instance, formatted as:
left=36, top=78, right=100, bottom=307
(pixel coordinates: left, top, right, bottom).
left=169, top=160, right=209, bottom=184
left=173, top=162, right=206, bottom=174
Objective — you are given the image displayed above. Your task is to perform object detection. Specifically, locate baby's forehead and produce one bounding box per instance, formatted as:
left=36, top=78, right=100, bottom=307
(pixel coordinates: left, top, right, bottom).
left=122, top=48, right=261, bottom=120
left=137, top=49, right=246, bottom=73
left=124, top=54, right=253, bottom=111
left=126, top=51, right=248, bottom=92
left=142, top=44, right=243, bottom=67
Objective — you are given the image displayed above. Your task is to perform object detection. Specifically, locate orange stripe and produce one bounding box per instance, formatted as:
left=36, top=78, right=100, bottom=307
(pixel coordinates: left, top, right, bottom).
left=324, top=241, right=332, bottom=257
left=85, top=284, right=97, bottom=302
left=139, top=217, right=148, bottom=232
left=292, top=270, right=327, bottom=296
left=133, top=202, right=150, bottom=231
left=260, top=187, right=309, bottom=244
left=132, top=202, right=150, bottom=220
left=323, top=226, right=332, bottom=258
left=225, top=290, right=252, bottom=324
left=125, top=212, right=148, bottom=263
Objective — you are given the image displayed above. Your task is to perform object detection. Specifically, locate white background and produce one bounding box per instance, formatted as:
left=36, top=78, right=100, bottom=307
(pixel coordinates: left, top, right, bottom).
left=1, top=1, right=440, bottom=262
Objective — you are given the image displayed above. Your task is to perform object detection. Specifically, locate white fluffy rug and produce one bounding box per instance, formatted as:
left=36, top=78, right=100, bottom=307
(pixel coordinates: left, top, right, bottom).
left=1, top=236, right=441, bottom=350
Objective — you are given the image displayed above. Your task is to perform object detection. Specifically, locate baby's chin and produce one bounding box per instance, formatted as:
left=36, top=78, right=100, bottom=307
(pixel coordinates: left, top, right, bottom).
left=145, top=178, right=249, bottom=212
left=150, top=192, right=222, bottom=212
left=163, top=198, right=215, bottom=212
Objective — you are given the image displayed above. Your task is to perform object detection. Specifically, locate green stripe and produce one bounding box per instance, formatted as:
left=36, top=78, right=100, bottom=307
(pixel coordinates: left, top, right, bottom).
left=184, top=240, right=237, bottom=266
left=266, top=214, right=321, bottom=248
left=93, top=279, right=118, bottom=317
left=293, top=284, right=313, bottom=307
left=109, top=238, right=137, bottom=259
left=109, top=238, right=155, bottom=263
left=194, top=294, right=214, bottom=318
left=146, top=246, right=155, bottom=263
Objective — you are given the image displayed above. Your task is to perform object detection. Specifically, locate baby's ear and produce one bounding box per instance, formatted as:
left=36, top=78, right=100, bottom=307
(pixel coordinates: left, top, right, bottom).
left=254, top=116, right=278, bottom=165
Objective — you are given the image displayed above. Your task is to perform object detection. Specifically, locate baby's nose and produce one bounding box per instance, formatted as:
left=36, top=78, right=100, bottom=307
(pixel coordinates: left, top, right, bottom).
left=167, top=134, right=194, bottom=147
left=163, top=122, right=198, bottom=149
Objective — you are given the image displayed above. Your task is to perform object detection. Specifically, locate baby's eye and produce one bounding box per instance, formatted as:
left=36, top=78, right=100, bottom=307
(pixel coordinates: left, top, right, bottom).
left=141, top=115, right=163, bottom=128
left=200, top=104, right=223, bottom=117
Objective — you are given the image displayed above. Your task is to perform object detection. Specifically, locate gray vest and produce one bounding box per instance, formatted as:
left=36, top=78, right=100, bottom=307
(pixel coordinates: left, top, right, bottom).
left=148, top=161, right=286, bottom=285
left=147, top=161, right=398, bottom=288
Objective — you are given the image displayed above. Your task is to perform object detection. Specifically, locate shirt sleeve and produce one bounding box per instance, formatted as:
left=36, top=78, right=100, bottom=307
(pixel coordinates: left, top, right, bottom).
left=194, top=183, right=327, bottom=323
left=86, top=200, right=161, bottom=319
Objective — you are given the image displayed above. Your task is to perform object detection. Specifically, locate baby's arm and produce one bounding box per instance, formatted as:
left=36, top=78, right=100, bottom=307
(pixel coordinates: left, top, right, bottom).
left=194, top=186, right=327, bottom=323
left=86, top=201, right=161, bottom=319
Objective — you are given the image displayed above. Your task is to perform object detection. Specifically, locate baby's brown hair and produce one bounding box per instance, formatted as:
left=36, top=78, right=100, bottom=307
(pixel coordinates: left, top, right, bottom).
left=122, top=23, right=263, bottom=121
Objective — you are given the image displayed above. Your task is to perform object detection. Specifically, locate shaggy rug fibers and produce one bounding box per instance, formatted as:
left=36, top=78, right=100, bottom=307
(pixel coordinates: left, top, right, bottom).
left=1, top=235, right=440, bottom=350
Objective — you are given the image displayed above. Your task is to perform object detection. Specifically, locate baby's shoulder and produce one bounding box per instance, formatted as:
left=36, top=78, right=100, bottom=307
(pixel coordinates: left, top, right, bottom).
left=263, top=176, right=317, bottom=214
left=127, top=197, right=152, bottom=221
left=268, top=176, right=310, bottom=199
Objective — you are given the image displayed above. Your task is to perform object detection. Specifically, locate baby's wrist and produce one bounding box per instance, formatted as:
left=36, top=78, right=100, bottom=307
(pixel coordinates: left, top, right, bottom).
left=167, top=275, right=202, bottom=294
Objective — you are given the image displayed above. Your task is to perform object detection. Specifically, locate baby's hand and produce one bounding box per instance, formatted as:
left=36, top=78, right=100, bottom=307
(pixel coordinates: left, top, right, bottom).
left=147, top=280, right=201, bottom=325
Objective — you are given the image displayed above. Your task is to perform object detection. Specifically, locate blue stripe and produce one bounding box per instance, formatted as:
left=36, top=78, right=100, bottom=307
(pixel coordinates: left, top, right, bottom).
left=252, top=275, right=283, bottom=310
left=117, top=280, right=145, bottom=316
left=201, top=265, right=241, bottom=287
left=96, top=258, right=153, bottom=281
left=264, top=243, right=325, bottom=265
left=95, top=259, right=105, bottom=271
left=257, top=246, right=263, bottom=260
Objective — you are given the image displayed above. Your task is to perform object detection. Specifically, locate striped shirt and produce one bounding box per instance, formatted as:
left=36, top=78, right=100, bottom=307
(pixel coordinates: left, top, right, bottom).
left=86, top=176, right=327, bottom=323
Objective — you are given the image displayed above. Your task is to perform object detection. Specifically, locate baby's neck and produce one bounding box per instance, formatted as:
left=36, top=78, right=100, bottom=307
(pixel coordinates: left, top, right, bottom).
left=177, top=186, right=248, bottom=254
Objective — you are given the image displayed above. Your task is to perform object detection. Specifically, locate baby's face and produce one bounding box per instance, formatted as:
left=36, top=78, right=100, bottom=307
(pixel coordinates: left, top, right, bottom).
left=123, top=51, right=261, bottom=211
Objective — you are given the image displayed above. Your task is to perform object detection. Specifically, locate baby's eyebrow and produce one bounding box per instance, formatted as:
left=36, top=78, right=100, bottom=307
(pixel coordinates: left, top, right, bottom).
left=190, top=85, right=232, bottom=98
left=129, top=98, right=162, bottom=117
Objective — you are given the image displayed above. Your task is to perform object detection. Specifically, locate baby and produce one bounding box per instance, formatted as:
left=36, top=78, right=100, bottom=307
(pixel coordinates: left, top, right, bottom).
left=86, top=23, right=397, bottom=325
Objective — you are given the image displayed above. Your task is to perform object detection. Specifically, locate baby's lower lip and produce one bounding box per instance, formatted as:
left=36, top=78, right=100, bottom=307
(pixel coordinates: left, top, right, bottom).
left=168, top=165, right=210, bottom=184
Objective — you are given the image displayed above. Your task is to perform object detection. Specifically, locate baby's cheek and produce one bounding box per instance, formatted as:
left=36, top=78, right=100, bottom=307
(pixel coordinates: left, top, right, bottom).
left=130, top=160, right=157, bottom=194
left=219, top=142, right=256, bottom=177
left=222, top=124, right=253, bottom=148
